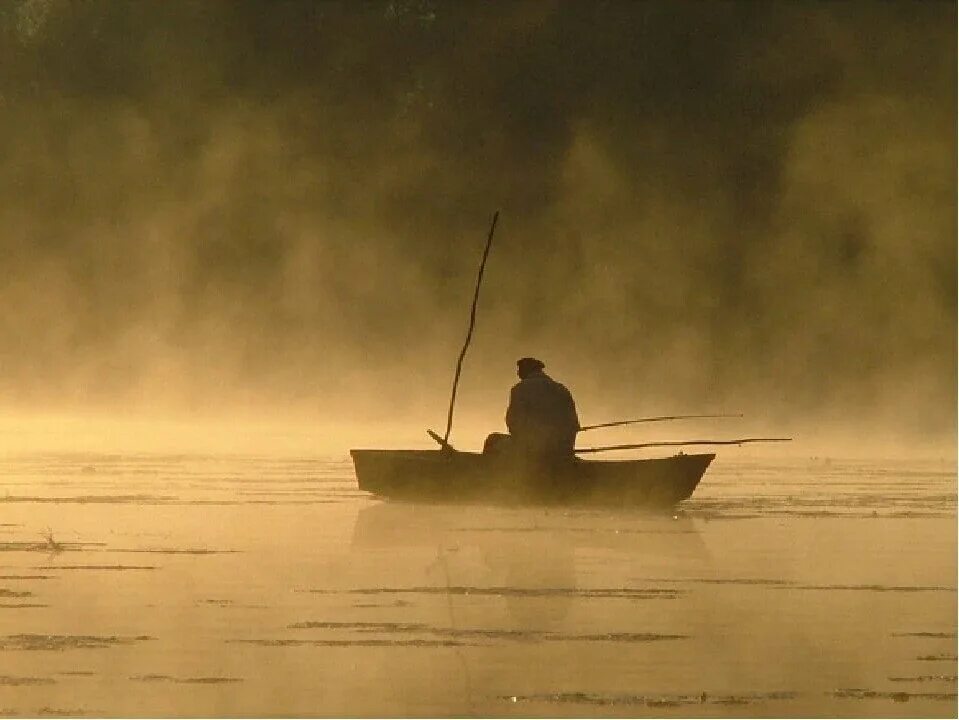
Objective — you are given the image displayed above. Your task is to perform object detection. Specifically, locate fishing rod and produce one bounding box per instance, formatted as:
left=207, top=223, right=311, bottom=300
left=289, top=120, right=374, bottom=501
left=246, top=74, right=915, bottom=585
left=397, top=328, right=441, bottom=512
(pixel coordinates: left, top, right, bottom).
left=579, top=413, right=743, bottom=432
left=574, top=437, right=792, bottom=454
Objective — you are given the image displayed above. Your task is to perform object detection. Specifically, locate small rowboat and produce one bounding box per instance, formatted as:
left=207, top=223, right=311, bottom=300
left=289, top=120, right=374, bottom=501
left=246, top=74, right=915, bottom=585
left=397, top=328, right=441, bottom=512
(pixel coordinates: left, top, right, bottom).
left=350, top=449, right=714, bottom=507
left=348, top=216, right=780, bottom=507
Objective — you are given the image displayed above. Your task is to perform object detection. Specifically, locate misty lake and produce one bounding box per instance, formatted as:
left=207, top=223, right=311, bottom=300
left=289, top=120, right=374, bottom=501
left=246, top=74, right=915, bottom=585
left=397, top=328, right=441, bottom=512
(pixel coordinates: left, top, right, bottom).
left=0, top=453, right=954, bottom=717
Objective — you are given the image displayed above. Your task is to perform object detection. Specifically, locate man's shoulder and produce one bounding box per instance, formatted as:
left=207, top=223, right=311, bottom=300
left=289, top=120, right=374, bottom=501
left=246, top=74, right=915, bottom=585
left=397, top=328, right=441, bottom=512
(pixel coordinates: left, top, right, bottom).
left=540, top=373, right=570, bottom=390
left=514, top=374, right=570, bottom=393
left=511, top=376, right=542, bottom=394
left=509, top=379, right=530, bottom=398
left=552, top=381, right=574, bottom=400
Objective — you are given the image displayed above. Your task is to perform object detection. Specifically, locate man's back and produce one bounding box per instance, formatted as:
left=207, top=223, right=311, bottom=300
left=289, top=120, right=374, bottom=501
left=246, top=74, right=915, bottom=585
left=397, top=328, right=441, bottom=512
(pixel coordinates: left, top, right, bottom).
left=506, top=370, right=580, bottom=455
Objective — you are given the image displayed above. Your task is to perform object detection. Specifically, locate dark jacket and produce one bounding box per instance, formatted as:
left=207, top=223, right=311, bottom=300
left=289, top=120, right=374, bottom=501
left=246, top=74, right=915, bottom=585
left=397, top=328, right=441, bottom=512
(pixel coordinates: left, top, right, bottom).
left=505, top=370, right=580, bottom=456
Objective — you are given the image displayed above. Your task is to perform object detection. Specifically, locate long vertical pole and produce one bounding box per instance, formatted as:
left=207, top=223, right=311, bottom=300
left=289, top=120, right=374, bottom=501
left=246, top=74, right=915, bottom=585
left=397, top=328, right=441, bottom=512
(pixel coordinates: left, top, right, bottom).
left=442, top=211, right=500, bottom=445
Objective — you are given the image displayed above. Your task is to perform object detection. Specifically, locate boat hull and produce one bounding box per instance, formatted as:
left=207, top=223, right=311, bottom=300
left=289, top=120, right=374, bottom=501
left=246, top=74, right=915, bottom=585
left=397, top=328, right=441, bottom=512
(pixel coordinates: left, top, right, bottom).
left=350, top=449, right=713, bottom=507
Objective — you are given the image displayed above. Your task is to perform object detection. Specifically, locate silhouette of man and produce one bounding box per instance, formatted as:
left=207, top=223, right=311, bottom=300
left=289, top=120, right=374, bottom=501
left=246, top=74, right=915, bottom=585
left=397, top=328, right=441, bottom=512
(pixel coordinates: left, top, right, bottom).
left=485, top=358, right=580, bottom=465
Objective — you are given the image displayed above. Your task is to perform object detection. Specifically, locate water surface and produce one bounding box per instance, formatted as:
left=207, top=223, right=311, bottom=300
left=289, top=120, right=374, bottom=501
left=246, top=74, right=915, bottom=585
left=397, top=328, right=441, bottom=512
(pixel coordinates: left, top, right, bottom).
left=0, top=453, right=954, bottom=717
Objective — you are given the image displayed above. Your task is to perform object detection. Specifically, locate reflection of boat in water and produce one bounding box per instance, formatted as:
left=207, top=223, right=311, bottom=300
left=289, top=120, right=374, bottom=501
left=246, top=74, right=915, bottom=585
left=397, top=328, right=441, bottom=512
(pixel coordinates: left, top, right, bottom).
left=351, top=501, right=709, bottom=558
left=349, top=502, right=710, bottom=630
left=350, top=450, right=713, bottom=507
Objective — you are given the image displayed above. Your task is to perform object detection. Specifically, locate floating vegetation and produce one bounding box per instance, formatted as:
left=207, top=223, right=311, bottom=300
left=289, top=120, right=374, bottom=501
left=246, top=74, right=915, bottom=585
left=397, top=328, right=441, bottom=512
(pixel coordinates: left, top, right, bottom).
left=290, top=621, right=429, bottom=632
left=232, top=638, right=469, bottom=648
left=42, top=528, right=63, bottom=552
left=453, top=526, right=697, bottom=536
left=0, top=604, right=47, bottom=609
left=637, top=576, right=795, bottom=587
left=917, top=654, right=959, bottom=662
left=130, top=675, right=242, bottom=684
left=832, top=688, right=957, bottom=702
left=239, top=499, right=337, bottom=505
left=889, top=675, right=958, bottom=683
left=37, top=565, right=157, bottom=571
left=501, top=690, right=798, bottom=707
left=0, top=589, right=32, bottom=598
left=0, top=542, right=88, bottom=553
left=893, top=632, right=958, bottom=639
left=312, top=585, right=682, bottom=600
left=0, top=495, right=175, bottom=504
left=106, top=548, right=239, bottom=555
left=633, top=573, right=959, bottom=593
left=0, top=634, right=153, bottom=651
left=777, top=584, right=957, bottom=593
left=285, top=621, right=687, bottom=644
left=565, top=632, right=686, bottom=642
left=0, top=575, right=54, bottom=580
left=37, top=708, right=92, bottom=717
left=0, top=676, right=55, bottom=686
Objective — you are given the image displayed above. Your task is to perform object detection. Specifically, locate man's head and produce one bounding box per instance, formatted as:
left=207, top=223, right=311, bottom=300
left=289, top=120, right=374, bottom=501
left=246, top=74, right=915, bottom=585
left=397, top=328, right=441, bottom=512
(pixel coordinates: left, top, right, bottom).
left=516, top=357, right=545, bottom=379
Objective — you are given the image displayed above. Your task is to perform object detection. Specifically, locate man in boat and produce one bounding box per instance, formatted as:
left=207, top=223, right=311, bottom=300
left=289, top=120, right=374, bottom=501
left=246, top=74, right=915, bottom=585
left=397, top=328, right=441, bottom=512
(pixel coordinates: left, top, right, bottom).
left=484, top=357, right=580, bottom=467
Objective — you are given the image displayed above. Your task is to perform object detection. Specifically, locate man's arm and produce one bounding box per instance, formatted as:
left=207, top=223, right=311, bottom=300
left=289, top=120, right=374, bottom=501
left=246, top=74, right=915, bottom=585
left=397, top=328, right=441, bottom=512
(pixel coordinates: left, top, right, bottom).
left=563, top=386, right=581, bottom=431
left=506, top=383, right=527, bottom=434
left=505, top=385, right=518, bottom=433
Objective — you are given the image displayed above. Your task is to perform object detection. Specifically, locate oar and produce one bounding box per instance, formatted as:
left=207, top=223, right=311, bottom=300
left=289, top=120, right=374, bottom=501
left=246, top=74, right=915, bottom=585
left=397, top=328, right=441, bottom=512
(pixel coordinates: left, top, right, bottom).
left=575, top=437, right=792, bottom=454
left=580, top=413, right=743, bottom=432
left=429, top=211, right=500, bottom=450
left=427, top=429, right=455, bottom=452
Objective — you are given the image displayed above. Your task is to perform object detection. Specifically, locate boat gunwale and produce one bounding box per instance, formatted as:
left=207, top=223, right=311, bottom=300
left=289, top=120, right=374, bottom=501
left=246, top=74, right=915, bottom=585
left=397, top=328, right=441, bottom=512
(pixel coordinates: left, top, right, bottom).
left=349, top=448, right=716, bottom=467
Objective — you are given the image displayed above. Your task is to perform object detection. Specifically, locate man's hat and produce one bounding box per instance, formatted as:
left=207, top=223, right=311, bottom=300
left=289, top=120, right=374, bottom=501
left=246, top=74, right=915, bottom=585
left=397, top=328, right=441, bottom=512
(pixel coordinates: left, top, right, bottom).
left=517, top=357, right=545, bottom=375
